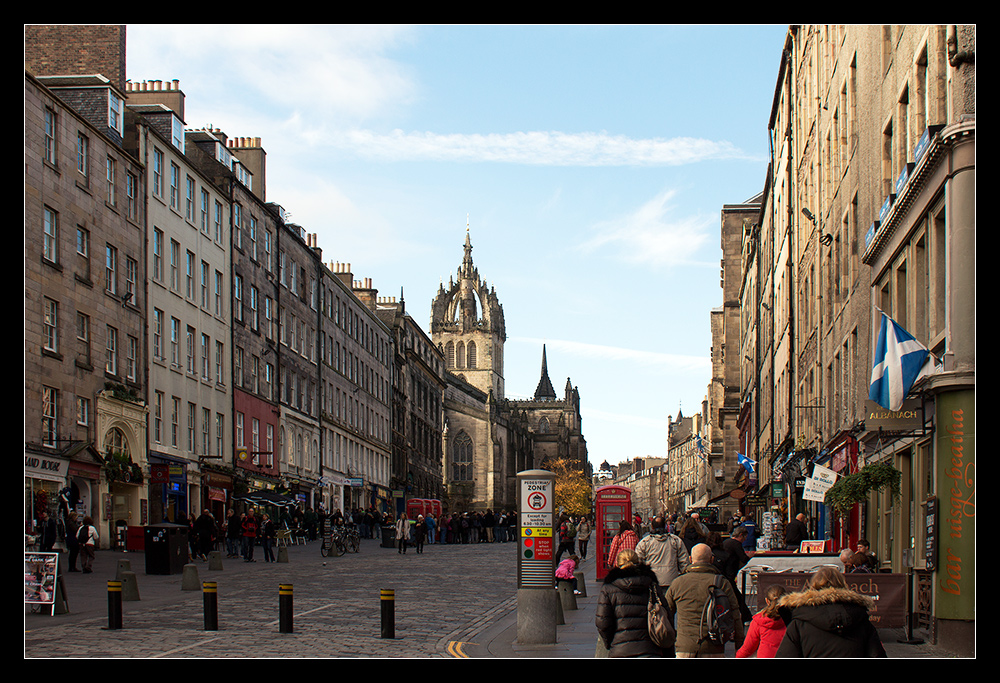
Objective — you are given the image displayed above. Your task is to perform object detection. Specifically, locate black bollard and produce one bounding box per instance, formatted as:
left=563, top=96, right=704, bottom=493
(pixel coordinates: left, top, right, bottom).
left=203, top=581, right=218, bottom=631
left=380, top=588, right=395, bottom=639
left=279, top=584, right=293, bottom=633
left=107, top=580, right=122, bottom=630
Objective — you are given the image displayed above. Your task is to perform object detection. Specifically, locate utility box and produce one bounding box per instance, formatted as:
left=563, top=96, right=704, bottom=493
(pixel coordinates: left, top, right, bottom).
left=144, top=523, right=188, bottom=574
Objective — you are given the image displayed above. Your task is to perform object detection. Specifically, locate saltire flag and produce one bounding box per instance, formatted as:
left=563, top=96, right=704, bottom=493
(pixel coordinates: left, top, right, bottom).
left=694, top=435, right=707, bottom=462
left=869, top=311, right=930, bottom=411
left=737, top=452, right=755, bottom=476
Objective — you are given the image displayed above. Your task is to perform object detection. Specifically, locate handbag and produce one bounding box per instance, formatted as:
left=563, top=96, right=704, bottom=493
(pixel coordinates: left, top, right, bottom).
left=647, top=585, right=676, bottom=648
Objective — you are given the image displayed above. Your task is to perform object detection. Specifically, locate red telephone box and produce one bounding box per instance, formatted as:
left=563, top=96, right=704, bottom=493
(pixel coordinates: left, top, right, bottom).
left=595, top=485, right=632, bottom=581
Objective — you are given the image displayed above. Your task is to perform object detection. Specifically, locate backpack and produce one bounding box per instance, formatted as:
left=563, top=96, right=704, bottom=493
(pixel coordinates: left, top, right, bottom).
left=77, top=524, right=89, bottom=544
left=700, top=574, right=736, bottom=645
left=566, top=521, right=577, bottom=539
left=647, top=585, right=676, bottom=648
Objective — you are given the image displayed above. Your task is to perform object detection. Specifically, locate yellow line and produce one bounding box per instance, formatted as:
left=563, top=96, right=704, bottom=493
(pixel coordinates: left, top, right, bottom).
left=447, top=641, right=469, bottom=658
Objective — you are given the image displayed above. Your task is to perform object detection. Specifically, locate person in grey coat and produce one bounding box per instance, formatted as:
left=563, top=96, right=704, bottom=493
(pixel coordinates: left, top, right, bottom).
left=635, top=516, right=691, bottom=590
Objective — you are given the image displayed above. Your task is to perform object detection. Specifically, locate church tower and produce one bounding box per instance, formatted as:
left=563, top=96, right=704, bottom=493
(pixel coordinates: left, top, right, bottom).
left=430, top=228, right=506, bottom=398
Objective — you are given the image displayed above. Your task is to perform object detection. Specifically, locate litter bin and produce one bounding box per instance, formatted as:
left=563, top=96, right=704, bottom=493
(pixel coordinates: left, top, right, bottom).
left=381, top=525, right=396, bottom=549
left=144, top=523, right=189, bottom=574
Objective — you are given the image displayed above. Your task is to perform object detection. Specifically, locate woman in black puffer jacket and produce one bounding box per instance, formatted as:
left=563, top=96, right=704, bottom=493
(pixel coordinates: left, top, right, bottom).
left=595, top=549, right=665, bottom=658
left=776, top=566, right=887, bottom=658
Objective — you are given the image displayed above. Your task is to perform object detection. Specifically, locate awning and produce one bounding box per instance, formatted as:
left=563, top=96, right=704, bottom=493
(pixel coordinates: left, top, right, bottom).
left=234, top=489, right=296, bottom=508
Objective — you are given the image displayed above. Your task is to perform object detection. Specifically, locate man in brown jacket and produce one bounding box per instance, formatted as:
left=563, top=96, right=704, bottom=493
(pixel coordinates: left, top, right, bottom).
left=664, top=543, right=745, bottom=657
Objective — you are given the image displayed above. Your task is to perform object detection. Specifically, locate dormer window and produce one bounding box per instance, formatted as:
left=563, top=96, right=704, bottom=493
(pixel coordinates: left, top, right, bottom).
left=108, top=91, right=124, bottom=136
left=171, top=115, right=185, bottom=153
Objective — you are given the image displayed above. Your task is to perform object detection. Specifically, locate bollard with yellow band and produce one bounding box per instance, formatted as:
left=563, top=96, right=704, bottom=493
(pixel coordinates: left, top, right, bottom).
left=107, top=580, right=123, bottom=630
left=279, top=584, right=293, bottom=633
left=203, top=581, right=218, bottom=631
left=381, top=588, right=395, bottom=639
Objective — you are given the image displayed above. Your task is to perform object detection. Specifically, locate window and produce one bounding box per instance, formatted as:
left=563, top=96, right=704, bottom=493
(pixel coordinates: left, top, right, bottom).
left=42, top=206, right=57, bottom=263
left=153, top=148, right=163, bottom=197
left=234, top=274, right=243, bottom=322
left=201, top=261, right=210, bottom=309
left=105, top=325, right=118, bottom=375
left=202, top=408, right=211, bottom=457
left=250, top=285, right=259, bottom=330
left=171, top=397, right=179, bottom=447
left=108, top=91, right=123, bottom=136
left=170, top=240, right=180, bottom=291
left=76, top=312, right=90, bottom=363
left=125, top=257, right=137, bottom=304
left=127, top=335, right=138, bottom=381
left=215, top=340, right=225, bottom=385
left=43, top=108, right=56, bottom=164
left=188, top=402, right=196, bottom=452
left=216, top=413, right=225, bottom=460
left=153, top=392, right=163, bottom=443
left=452, top=431, right=473, bottom=481
left=105, top=245, right=117, bottom=294
left=170, top=162, right=180, bottom=210
left=126, top=171, right=138, bottom=220
left=233, top=204, right=242, bottom=249
left=186, top=325, right=196, bottom=375
left=76, top=396, right=90, bottom=427
left=186, top=251, right=195, bottom=300
left=43, top=298, right=58, bottom=352
left=200, top=189, right=210, bottom=234
left=185, top=176, right=195, bottom=221
left=201, top=333, right=211, bottom=380
left=236, top=411, right=245, bottom=449
left=106, top=156, right=117, bottom=206
left=214, top=200, right=223, bottom=243
left=76, top=132, right=89, bottom=180
left=214, top=271, right=223, bottom=316
left=42, top=386, right=58, bottom=447
left=153, top=309, right=164, bottom=360
left=170, top=317, right=180, bottom=367
left=249, top=216, right=258, bottom=261
left=152, top=228, right=163, bottom=281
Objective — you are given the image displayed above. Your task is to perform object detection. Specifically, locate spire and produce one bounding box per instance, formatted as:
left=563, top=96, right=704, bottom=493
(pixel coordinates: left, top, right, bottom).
left=462, top=222, right=474, bottom=275
left=533, top=344, right=557, bottom=400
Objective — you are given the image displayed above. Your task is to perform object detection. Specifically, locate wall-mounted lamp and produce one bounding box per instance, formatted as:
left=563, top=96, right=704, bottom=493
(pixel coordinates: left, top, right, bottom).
left=801, top=207, right=817, bottom=224
left=819, top=233, right=834, bottom=246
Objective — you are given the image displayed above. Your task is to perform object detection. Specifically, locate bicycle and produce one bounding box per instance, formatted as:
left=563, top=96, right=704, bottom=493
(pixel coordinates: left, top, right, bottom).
left=320, top=526, right=348, bottom=557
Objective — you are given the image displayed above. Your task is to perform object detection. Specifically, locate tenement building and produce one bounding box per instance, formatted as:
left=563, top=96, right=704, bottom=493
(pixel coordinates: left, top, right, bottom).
left=26, top=26, right=149, bottom=548
left=737, top=25, right=975, bottom=655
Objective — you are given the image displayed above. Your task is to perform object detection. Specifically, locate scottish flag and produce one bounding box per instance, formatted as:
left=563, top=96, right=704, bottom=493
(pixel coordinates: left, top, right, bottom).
left=869, top=311, right=930, bottom=411
left=737, top=452, right=755, bottom=475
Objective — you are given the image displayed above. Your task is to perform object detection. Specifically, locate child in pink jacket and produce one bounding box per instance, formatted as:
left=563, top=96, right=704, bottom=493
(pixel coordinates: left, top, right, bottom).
left=737, top=585, right=787, bottom=658
left=556, top=554, right=580, bottom=594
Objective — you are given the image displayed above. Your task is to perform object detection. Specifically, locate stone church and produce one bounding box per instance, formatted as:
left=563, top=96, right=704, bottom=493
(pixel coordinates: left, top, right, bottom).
left=431, top=230, right=588, bottom=512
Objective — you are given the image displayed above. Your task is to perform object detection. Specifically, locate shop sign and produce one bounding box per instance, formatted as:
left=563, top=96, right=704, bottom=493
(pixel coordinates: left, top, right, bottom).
left=866, top=399, right=923, bottom=431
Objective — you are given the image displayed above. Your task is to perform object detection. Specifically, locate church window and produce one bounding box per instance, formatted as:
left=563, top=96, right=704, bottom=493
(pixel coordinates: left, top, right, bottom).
left=457, top=341, right=465, bottom=368
left=538, top=417, right=550, bottom=434
left=452, top=430, right=473, bottom=481
left=467, top=341, right=477, bottom=368
left=446, top=341, right=455, bottom=368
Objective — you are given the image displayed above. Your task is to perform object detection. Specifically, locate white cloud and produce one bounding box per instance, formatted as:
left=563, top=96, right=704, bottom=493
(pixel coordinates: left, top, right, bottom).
left=575, top=188, right=714, bottom=267
left=319, top=129, right=746, bottom=167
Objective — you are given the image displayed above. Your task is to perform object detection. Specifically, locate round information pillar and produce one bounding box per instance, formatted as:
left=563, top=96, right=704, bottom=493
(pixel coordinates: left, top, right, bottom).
left=516, top=469, right=557, bottom=644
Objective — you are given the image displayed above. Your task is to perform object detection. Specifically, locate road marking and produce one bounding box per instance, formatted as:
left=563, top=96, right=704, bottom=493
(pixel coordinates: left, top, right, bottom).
left=446, top=641, right=469, bottom=658
left=153, top=636, right=223, bottom=658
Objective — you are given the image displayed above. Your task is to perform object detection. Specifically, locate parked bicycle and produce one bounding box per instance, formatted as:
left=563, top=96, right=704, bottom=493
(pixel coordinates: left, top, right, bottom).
left=320, top=523, right=361, bottom=557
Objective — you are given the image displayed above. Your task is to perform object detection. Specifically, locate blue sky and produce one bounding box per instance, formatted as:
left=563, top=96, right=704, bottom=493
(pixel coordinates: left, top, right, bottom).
left=127, top=24, right=789, bottom=468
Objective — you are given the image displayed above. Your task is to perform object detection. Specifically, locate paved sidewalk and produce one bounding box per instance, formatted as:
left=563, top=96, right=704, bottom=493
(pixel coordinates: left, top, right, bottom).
left=25, top=541, right=961, bottom=658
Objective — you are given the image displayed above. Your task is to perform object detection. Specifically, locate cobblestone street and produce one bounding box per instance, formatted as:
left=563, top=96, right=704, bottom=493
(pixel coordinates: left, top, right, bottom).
left=25, top=537, right=518, bottom=658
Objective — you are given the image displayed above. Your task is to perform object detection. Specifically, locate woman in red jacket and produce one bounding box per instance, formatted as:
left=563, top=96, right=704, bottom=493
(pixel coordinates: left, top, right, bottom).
left=736, top=585, right=787, bottom=658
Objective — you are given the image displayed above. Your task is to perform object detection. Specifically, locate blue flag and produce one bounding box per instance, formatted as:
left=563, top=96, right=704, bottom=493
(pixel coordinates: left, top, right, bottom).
left=869, top=311, right=930, bottom=411
left=737, top=452, right=755, bottom=475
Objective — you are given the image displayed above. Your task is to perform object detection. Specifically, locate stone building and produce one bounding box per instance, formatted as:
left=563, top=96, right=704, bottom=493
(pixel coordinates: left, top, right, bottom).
left=739, top=25, right=975, bottom=655
left=429, top=230, right=587, bottom=512
left=26, top=25, right=149, bottom=546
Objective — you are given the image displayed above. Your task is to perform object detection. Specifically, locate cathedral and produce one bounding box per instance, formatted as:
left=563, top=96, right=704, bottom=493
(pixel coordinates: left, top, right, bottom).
left=431, top=230, right=588, bottom=512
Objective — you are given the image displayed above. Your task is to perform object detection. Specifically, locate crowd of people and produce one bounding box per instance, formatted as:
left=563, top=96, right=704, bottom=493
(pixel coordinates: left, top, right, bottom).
left=596, top=511, right=888, bottom=659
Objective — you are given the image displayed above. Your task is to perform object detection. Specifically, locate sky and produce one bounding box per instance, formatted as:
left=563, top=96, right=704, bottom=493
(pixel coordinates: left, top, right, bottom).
left=126, top=24, right=789, bottom=469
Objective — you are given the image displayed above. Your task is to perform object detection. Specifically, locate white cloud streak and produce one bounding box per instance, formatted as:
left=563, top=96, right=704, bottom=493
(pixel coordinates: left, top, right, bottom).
left=576, top=188, right=715, bottom=267
left=323, top=129, right=747, bottom=167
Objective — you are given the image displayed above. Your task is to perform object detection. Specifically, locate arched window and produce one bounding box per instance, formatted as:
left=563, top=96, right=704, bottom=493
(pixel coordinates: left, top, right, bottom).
left=537, top=417, right=550, bottom=434
left=446, top=341, right=455, bottom=368
left=452, top=430, right=473, bottom=481
left=103, top=427, right=130, bottom=458
left=467, top=341, right=477, bottom=368
left=456, top=341, right=465, bottom=368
